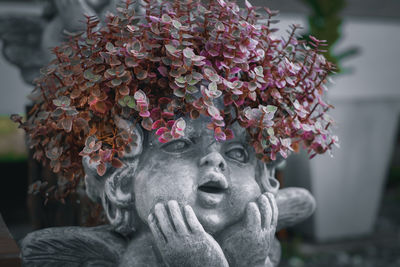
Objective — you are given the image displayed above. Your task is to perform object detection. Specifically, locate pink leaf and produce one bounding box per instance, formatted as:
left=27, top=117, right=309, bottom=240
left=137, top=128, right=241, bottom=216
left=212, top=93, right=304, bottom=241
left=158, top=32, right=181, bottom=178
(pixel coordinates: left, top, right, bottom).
left=152, top=119, right=166, bottom=130
left=157, top=66, right=168, bottom=77
left=155, top=127, right=169, bottom=136
left=245, top=0, right=253, bottom=9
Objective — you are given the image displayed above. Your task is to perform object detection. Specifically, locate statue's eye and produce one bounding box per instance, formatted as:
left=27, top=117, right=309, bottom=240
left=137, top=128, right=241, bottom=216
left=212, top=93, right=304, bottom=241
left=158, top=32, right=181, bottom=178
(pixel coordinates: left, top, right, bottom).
left=161, top=139, right=191, bottom=153
left=225, top=146, right=248, bottom=163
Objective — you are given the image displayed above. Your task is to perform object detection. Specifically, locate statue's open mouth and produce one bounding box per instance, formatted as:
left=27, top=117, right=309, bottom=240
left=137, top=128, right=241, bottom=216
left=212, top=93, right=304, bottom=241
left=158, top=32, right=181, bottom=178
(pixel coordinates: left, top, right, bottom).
left=198, top=181, right=227, bottom=194
left=197, top=172, right=228, bottom=207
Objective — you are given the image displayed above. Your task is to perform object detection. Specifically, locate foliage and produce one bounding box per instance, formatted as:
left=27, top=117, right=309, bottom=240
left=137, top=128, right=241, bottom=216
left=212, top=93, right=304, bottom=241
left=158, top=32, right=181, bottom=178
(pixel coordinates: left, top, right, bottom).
left=0, top=153, right=28, bottom=163
left=0, top=115, right=23, bottom=135
left=302, top=0, right=358, bottom=70
left=0, top=116, right=27, bottom=162
left=11, top=0, right=337, bottom=201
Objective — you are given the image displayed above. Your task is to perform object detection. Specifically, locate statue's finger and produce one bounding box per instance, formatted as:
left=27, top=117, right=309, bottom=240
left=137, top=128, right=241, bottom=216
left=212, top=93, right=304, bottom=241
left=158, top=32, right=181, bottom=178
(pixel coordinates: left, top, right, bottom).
left=245, top=202, right=261, bottom=228
left=148, top=213, right=167, bottom=244
left=258, top=194, right=272, bottom=229
left=266, top=192, right=278, bottom=229
left=154, top=203, right=174, bottom=239
left=167, top=200, right=189, bottom=235
left=184, top=205, right=204, bottom=234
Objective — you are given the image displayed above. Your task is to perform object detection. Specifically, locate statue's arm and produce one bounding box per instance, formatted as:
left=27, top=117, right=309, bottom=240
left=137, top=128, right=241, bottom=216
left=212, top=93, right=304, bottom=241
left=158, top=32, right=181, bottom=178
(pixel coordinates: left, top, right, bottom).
left=276, top=187, right=316, bottom=230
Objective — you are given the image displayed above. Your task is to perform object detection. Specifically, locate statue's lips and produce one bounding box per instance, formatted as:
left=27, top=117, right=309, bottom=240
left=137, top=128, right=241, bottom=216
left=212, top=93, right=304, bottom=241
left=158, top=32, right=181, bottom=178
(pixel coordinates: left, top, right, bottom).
left=197, top=173, right=228, bottom=208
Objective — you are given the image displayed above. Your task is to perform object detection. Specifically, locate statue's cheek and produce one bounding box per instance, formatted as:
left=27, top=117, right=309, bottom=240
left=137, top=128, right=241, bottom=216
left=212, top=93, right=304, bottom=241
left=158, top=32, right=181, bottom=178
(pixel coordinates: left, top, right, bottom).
left=133, top=163, right=197, bottom=222
left=226, top=180, right=262, bottom=216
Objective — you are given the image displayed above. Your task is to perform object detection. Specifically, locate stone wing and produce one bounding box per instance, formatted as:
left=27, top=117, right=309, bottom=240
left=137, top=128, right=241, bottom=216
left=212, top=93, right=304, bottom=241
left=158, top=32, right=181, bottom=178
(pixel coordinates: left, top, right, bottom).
left=20, top=225, right=127, bottom=267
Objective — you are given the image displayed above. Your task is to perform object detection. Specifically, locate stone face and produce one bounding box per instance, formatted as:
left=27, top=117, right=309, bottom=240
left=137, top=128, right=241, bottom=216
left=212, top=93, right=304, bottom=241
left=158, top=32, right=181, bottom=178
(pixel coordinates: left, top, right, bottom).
left=134, top=117, right=262, bottom=235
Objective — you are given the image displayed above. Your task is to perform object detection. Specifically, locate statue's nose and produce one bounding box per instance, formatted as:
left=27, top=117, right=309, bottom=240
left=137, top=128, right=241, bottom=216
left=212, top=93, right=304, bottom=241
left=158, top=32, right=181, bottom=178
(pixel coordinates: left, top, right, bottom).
left=199, top=152, right=227, bottom=172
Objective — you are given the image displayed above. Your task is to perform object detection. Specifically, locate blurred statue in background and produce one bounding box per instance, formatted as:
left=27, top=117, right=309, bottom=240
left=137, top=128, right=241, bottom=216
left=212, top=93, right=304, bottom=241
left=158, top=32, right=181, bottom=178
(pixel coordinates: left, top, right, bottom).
left=41, top=0, right=116, bottom=60
left=0, top=0, right=131, bottom=84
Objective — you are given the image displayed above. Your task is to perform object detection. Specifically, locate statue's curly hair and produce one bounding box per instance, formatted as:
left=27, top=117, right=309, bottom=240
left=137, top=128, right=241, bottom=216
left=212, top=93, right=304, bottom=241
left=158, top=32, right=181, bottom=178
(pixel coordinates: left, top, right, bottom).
left=83, top=119, right=144, bottom=236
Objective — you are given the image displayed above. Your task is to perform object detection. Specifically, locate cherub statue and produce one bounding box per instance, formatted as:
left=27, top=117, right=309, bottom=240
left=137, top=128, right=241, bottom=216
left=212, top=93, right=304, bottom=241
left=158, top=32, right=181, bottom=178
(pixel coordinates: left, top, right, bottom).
left=12, top=0, right=336, bottom=266
left=21, top=114, right=316, bottom=266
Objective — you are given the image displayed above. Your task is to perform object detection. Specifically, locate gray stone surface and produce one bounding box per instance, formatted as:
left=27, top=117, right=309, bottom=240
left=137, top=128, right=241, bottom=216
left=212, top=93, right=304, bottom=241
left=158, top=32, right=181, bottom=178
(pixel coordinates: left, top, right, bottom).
left=20, top=225, right=127, bottom=267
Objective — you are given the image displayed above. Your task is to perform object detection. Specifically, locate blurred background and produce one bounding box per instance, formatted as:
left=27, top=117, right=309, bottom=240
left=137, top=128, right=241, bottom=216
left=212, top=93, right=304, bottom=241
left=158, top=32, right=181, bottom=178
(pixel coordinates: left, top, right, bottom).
left=0, top=0, right=399, bottom=266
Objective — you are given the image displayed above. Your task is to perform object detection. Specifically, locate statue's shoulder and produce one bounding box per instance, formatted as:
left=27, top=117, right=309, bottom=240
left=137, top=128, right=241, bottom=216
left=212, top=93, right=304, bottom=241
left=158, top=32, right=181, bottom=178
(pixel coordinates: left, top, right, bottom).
left=20, top=225, right=128, bottom=267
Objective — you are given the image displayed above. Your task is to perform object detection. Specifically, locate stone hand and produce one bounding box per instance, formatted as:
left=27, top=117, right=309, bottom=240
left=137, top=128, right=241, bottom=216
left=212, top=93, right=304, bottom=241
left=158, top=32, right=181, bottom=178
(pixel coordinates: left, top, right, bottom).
left=218, top=193, right=278, bottom=267
left=148, top=201, right=229, bottom=267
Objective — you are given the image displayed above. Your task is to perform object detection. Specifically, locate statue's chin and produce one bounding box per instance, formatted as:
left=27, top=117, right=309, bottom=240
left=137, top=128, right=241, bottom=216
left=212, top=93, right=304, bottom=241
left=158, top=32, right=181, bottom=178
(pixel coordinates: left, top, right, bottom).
left=195, top=210, right=230, bottom=235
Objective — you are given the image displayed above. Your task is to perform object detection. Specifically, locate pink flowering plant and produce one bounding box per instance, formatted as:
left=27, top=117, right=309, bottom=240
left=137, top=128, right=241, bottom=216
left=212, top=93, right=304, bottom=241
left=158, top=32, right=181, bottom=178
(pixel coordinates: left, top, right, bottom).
left=12, top=0, right=337, bottom=199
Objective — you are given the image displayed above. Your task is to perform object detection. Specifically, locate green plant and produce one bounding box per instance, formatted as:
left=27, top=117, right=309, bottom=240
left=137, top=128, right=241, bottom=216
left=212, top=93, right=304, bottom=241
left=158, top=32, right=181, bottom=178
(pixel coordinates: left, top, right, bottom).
left=302, top=0, right=358, bottom=71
